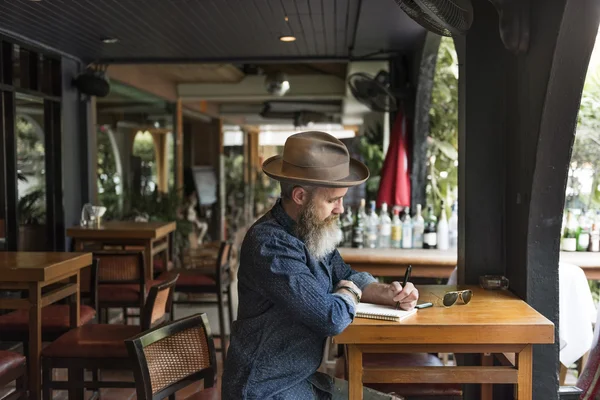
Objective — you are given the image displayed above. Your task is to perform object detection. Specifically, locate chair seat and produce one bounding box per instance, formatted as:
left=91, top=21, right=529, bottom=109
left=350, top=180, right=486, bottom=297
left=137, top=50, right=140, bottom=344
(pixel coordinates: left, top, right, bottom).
left=183, top=387, right=220, bottom=400
left=0, top=305, right=96, bottom=333
left=41, top=324, right=140, bottom=358
left=153, top=258, right=173, bottom=273
left=162, top=272, right=216, bottom=287
left=363, top=353, right=463, bottom=397
left=99, top=279, right=164, bottom=303
left=0, top=350, right=25, bottom=383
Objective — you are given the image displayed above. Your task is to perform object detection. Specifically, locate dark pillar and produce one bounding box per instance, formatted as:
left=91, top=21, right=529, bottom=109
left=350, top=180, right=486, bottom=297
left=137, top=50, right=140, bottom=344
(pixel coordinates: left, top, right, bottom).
left=457, top=0, right=600, bottom=399
left=411, top=33, right=441, bottom=210
left=61, top=57, right=89, bottom=251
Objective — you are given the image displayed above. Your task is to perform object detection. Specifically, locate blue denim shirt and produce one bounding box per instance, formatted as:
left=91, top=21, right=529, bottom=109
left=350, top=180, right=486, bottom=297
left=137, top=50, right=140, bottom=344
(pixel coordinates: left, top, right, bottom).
left=222, top=200, right=377, bottom=400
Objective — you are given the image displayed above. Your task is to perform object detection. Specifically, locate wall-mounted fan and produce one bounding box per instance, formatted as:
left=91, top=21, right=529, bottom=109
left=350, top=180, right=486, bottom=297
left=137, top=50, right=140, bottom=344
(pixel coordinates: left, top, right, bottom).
left=395, top=0, right=473, bottom=37
left=394, top=0, right=529, bottom=54
left=347, top=70, right=399, bottom=113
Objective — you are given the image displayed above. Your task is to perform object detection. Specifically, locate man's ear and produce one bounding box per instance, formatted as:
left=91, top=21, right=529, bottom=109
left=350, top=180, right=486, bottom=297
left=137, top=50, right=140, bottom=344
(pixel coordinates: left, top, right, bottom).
left=291, top=186, right=310, bottom=207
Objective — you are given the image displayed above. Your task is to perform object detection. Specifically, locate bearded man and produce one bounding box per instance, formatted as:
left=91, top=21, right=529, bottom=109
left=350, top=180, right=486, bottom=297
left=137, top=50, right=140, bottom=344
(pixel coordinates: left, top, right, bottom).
left=222, top=131, right=419, bottom=400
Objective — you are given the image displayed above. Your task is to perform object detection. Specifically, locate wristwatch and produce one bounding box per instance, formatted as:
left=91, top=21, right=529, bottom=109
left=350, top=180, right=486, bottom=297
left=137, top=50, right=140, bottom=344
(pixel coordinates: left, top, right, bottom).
left=338, top=286, right=361, bottom=303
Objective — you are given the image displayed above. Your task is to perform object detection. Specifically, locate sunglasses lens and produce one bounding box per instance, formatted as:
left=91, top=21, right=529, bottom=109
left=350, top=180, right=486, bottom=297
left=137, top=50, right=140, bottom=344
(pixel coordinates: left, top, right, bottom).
left=443, top=292, right=459, bottom=307
left=462, top=290, right=473, bottom=304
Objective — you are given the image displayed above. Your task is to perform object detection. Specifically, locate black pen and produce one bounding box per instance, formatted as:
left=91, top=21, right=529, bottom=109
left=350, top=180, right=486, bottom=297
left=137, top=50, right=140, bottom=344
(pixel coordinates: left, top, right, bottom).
left=396, top=265, right=412, bottom=310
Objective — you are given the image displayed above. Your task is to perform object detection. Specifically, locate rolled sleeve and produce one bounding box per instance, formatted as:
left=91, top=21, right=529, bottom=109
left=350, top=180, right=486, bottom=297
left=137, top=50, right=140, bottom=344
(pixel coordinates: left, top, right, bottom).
left=246, top=231, right=355, bottom=337
left=330, top=250, right=377, bottom=290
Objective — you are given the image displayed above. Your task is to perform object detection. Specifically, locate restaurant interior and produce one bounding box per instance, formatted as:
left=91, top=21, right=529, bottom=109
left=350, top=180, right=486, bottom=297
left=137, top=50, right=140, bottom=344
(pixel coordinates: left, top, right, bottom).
left=0, top=0, right=599, bottom=399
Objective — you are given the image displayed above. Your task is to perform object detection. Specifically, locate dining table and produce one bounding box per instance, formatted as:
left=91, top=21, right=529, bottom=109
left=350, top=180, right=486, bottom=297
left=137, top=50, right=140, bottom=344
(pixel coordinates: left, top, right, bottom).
left=334, top=285, right=555, bottom=400
left=0, top=251, right=92, bottom=400
left=67, top=221, right=176, bottom=281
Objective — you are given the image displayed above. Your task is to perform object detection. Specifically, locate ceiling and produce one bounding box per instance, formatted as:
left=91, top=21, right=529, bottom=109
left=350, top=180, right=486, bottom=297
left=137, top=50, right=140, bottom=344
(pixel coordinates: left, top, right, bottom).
left=0, top=0, right=425, bottom=63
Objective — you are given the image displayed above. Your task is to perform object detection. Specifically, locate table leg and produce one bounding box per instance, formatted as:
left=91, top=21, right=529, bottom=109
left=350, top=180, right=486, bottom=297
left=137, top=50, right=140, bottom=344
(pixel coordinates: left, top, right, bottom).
left=28, top=283, right=42, bottom=400
left=482, top=353, right=494, bottom=400
left=347, top=344, right=363, bottom=400
left=69, top=271, right=80, bottom=328
left=75, top=239, right=84, bottom=251
left=145, top=241, right=154, bottom=281
left=165, top=233, right=171, bottom=270
left=516, top=345, right=533, bottom=400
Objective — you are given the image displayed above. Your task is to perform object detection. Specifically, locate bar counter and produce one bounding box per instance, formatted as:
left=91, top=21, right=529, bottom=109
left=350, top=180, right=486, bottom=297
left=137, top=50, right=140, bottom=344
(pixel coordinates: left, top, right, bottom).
left=338, top=247, right=600, bottom=280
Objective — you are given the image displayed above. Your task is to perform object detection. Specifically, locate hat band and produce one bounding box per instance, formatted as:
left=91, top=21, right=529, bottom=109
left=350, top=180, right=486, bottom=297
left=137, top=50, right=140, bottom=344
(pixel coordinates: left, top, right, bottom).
left=281, top=160, right=350, bottom=181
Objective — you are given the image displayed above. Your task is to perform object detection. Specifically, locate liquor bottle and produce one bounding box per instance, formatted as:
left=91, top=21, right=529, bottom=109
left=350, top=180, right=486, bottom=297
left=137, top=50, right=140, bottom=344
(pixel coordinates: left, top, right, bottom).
left=412, top=204, right=424, bottom=249
left=577, top=212, right=591, bottom=252
left=562, top=210, right=577, bottom=252
left=437, top=201, right=449, bottom=250
left=366, top=200, right=379, bottom=248
left=391, top=207, right=402, bottom=248
left=342, top=207, right=354, bottom=247
left=352, top=199, right=366, bottom=248
left=423, top=204, right=438, bottom=249
left=448, top=201, right=458, bottom=249
left=590, top=222, right=600, bottom=252
left=401, top=207, right=413, bottom=249
left=378, top=203, right=392, bottom=248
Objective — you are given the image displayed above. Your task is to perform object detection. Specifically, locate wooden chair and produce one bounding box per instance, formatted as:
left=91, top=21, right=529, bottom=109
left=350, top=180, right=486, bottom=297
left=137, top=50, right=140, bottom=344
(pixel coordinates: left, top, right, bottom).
left=125, top=313, right=218, bottom=400
left=0, top=350, right=27, bottom=400
left=0, top=259, right=98, bottom=344
left=94, top=250, right=163, bottom=324
left=166, top=241, right=234, bottom=364
left=40, top=274, right=178, bottom=400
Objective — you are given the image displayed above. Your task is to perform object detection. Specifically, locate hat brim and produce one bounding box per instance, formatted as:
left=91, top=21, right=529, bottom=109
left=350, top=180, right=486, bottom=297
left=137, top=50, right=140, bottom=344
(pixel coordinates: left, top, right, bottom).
left=262, top=155, right=370, bottom=188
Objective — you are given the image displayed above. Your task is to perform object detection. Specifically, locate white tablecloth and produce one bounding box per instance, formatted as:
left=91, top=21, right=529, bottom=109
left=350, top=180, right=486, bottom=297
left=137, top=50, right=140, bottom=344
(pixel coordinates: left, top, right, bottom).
left=560, top=262, right=597, bottom=366
left=447, top=263, right=596, bottom=366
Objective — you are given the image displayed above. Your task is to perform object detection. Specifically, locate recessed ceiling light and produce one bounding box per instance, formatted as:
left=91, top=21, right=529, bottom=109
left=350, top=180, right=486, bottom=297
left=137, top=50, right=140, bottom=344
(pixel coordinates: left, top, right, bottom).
left=279, top=35, right=296, bottom=42
left=102, top=38, right=119, bottom=44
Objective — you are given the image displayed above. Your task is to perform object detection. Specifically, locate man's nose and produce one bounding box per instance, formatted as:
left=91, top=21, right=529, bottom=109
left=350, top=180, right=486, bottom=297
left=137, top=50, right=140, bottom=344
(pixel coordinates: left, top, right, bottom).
left=333, top=200, right=344, bottom=215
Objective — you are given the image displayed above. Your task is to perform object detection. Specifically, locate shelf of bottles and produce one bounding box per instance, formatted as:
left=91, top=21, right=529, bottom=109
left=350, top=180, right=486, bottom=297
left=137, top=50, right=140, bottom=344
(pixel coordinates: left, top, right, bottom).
left=561, top=209, right=600, bottom=253
left=338, top=199, right=458, bottom=251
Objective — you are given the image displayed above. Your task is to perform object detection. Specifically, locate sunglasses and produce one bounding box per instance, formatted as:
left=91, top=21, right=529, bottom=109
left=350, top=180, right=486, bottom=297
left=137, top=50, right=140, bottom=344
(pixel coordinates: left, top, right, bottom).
left=431, top=290, right=473, bottom=307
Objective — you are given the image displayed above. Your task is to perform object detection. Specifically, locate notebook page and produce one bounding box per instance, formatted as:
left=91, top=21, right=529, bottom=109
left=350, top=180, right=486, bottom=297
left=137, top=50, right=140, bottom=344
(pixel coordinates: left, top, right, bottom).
left=355, top=302, right=418, bottom=322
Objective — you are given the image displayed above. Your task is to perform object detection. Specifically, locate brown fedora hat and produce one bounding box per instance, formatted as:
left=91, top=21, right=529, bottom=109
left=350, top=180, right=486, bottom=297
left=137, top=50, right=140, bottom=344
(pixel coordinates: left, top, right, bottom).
left=262, top=131, right=369, bottom=188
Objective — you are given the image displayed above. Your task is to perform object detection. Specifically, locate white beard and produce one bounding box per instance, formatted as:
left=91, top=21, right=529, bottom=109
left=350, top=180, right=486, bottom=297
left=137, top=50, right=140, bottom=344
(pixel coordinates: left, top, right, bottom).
left=304, top=223, right=342, bottom=261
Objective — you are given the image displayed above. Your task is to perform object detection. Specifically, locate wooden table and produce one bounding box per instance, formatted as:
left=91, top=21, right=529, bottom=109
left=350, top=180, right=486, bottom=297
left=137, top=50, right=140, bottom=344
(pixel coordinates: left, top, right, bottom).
left=67, top=221, right=176, bottom=281
left=0, top=252, right=93, bottom=400
left=334, top=285, right=554, bottom=400
left=338, top=248, right=457, bottom=278
left=339, top=247, right=600, bottom=280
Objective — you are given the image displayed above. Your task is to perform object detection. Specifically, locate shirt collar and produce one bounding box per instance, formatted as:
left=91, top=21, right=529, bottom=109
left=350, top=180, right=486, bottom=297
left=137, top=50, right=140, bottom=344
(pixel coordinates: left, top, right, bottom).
left=271, top=198, right=298, bottom=237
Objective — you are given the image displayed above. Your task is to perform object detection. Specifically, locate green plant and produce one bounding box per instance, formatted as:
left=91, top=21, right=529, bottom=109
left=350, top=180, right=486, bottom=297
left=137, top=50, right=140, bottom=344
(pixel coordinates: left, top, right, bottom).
left=97, top=128, right=121, bottom=219
left=225, top=153, right=246, bottom=239
left=17, top=188, right=45, bottom=225
left=357, top=121, right=385, bottom=202
left=121, top=187, right=193, bottom=263
left=427, top=36, right=459, bottom=216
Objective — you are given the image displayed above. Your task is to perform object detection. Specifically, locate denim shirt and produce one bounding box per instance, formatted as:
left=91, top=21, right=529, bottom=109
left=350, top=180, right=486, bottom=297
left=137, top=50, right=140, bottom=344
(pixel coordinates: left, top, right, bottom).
left=222, top=200, right=377, bottom=400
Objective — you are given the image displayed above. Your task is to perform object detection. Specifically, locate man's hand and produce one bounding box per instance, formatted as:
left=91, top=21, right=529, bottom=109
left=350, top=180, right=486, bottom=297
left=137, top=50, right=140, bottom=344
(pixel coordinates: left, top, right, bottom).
left=389, top=281, right=419, bottom=310
left=335, top=280, right=362, bottom=304
left=360, top=281, right=420, bottom=310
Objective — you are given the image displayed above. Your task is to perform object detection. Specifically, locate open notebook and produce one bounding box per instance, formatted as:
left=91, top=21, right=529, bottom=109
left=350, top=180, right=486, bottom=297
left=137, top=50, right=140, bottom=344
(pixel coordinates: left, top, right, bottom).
left=355, top=302, right=418, bottom=322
